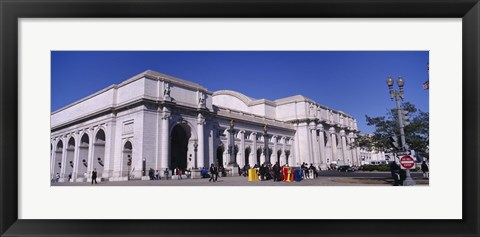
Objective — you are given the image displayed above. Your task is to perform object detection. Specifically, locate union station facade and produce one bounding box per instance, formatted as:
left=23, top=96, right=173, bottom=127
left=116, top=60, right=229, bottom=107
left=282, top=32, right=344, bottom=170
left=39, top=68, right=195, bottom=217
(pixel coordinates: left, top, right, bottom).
left=51, top=70, right=360, bottom=182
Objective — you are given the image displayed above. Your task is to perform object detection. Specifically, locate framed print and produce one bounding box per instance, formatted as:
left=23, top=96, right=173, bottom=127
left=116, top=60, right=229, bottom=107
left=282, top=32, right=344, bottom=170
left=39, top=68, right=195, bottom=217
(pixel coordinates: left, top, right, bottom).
left=1, top=0, right=479, bottom=236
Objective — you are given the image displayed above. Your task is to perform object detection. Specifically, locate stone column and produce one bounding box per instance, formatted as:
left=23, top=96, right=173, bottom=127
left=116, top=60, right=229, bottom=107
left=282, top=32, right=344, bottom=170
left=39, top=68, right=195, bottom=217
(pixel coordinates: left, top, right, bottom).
left=251, top=132, right=257, bottom=165
left=197, top=113, right=205, bottom=169
left=103, top=122, right=115, bottom=178
left=60, top=136, right=67, bottom=178
left=260, top=136, right=266, bottom=164
left=310, top=122, right=319, bottom=165
left=317, top=124, right=326, bottom=168
left=280, top=137, right=286, bottom=165
left=50, top=139, right=56, bottom=179
left=293, top=124, right=300, bottom=166
left=330, top=128, right=338, bottom=164
left=340, top=130, right=348, bottom=164
left=289, top=138, right=295, bottom=165
left=87, top=128, right=95, bottom=175
left=349, top=134, right=358, bottom=166
left=160, top=107, right=170, bottom=170
left=208, top=128, right=214, bottom=167
left=272, top=135, right=278, bottom=164
left=238, top=130, right=245, bottom=167
left=226, top=129, right=232, bottom=164
left=72, top=132, right=80, bottom=180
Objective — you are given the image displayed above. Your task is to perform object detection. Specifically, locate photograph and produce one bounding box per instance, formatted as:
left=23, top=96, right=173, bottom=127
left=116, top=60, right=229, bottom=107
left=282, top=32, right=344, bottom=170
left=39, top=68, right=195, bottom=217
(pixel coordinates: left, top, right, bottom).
left=2, top=0, right=478, bottom=235
left=50, top=51, right=429, bottom=186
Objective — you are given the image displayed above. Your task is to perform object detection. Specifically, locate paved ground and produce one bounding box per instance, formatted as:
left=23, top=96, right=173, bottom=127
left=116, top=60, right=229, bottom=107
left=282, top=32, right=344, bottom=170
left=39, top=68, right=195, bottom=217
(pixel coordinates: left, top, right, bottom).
left=52, top=171, right=429, bottom=186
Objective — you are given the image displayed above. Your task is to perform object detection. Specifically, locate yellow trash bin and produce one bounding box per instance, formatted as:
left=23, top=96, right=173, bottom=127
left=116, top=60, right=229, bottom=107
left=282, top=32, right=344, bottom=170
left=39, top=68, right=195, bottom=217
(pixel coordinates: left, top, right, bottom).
left=248, top=168, right=259, bottom=181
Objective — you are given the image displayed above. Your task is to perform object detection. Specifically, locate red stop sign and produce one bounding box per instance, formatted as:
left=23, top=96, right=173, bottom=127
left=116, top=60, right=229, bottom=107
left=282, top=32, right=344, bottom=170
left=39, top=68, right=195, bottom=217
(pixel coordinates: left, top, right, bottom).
left=400, top=155, right=415, bottom=169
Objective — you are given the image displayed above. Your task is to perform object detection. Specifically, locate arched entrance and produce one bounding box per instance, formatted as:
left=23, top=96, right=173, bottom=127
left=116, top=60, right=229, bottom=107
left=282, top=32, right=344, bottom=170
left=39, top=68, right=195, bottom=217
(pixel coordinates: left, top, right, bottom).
left=285, top=150, right=291, bottom=165
left=123, top=141, right=132, bottom=179
left=170, top=123, right=191, bottom=171
left=77, top=133, right=89, bottom=180
left=216, top=145, right=224, bottom=167
left=244, top=147, right=251, bottom=166
left=93, top=129, right=106, bottom=178
left=65, top=137, right=75, bottom=180
left=53, top=140, right=63, bottom=178
left=256, top=148, right=262, bottom=165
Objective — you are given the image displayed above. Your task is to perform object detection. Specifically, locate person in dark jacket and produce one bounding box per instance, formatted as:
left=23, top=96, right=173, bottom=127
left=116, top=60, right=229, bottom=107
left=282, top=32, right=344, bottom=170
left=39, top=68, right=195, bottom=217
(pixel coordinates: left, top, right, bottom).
left=91, top=168, right=98, bottom=184
left=421, top=161, right=429, bottom=178
left=209, top=164, right=218, bottom=182
left=148, top=168, right=155, bottom=180
left=259, top=164, right=265, bottom=181
left=273, top=162, right=281, bottom=182
left=389, top=162, right=401, bottom=186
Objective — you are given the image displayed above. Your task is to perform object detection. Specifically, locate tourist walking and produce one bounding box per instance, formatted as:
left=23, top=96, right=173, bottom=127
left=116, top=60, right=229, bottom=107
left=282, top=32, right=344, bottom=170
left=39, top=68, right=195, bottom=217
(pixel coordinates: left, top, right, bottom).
left=209, top=164, right=217, bottom=182
left=91, top=168, right=98, bottom=184
left=155, top=170, right=160, bottom=180
left=421, top=161, right=429, bottom=178
left=177, top=167, right=183, bottom=180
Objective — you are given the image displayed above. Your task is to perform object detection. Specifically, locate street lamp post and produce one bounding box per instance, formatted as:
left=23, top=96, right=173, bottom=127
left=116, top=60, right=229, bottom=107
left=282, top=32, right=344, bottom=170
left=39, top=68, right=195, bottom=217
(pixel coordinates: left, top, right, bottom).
left=194, top=142, right=198, bottom=169
left=386, top=76, right=416, bottom=186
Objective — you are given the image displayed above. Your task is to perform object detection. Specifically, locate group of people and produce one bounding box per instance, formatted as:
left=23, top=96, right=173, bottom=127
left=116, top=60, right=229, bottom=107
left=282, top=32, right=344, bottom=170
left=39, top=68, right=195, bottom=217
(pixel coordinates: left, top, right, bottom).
left=241, top=162, right=319, bottom=181
left=300, top=162, right=319, bottom=179
left=146, top=167, right=192, bottom=180
left=53, top=168, right=99, bottom=184
left=147, top=168, right=161, bottom=180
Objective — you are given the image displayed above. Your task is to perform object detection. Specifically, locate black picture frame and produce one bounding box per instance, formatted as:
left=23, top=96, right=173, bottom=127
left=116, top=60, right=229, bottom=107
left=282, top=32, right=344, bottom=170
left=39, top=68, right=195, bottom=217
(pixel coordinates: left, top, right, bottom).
left=1, top=0, right=479, bottom=236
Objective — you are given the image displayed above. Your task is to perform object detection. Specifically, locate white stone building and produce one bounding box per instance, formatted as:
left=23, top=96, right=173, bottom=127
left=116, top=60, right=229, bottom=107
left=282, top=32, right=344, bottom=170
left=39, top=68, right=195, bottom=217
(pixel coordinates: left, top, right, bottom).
left=359, top=148, right=388, bottom=165
left=50, top=70, right=360, bottom=182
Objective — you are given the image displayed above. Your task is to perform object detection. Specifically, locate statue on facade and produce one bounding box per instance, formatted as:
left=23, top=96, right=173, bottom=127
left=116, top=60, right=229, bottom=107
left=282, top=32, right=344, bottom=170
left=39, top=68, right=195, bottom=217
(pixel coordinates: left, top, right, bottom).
left=198, top=92, right=206, bottom=107
left=163, top=83, right=171, bottom=98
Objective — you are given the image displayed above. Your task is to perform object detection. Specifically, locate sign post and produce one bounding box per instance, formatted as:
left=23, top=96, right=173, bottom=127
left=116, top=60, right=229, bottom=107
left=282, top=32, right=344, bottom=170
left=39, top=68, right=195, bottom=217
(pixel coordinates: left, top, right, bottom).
left=399, top=155, right=415, bottom=169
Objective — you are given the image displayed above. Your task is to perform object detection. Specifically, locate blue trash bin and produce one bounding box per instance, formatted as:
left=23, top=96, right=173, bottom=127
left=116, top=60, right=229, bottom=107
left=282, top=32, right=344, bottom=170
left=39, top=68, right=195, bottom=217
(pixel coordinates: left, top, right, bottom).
left=294, top=168, right=302, bottom=182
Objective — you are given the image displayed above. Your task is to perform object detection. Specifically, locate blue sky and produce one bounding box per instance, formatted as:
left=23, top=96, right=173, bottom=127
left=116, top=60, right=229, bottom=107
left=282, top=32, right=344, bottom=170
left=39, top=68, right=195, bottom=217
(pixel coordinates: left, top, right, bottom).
left=51, top=51, right=429, bottom=133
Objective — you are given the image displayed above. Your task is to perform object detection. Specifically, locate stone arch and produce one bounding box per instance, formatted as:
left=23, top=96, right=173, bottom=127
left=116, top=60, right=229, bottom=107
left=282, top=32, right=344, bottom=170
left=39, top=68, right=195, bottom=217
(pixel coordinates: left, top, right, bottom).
left=170, top=122, right=192, bottom=170
left=244, top=146, right=251, bottom=167
left=285, top=150, right=291, bottom=165
left=93, top=125, right=107, bottom=138
left=53, top=139, right=64, bottom=179
left=65, top=136, right=76, bottom=180
left=169, top=119, right=197, bottom=141
left=276, top=149, right=282, bottom=164
left=123, top=140, right=133, bottom=179
left=256, top=147, right=262, bottom=165
left=216, top=144, right=224, bottom=167
left=77, top=133, right=90, bottom=180
left=93, top=128, right=106, bottom=178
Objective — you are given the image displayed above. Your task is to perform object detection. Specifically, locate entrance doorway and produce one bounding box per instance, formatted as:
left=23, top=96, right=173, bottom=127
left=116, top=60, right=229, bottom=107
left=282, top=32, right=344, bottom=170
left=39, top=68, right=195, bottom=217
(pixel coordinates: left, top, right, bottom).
left=93, top=129, right=106, bottom=177
left=216, top=145, right=224, bottom=167
left=244, top=147, right=251, bottom=166
left=123, top=141, right=132, bottom=178
left=170, top=124, right=190, bottom=170
left=256, top=148, right=262, bottom=165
